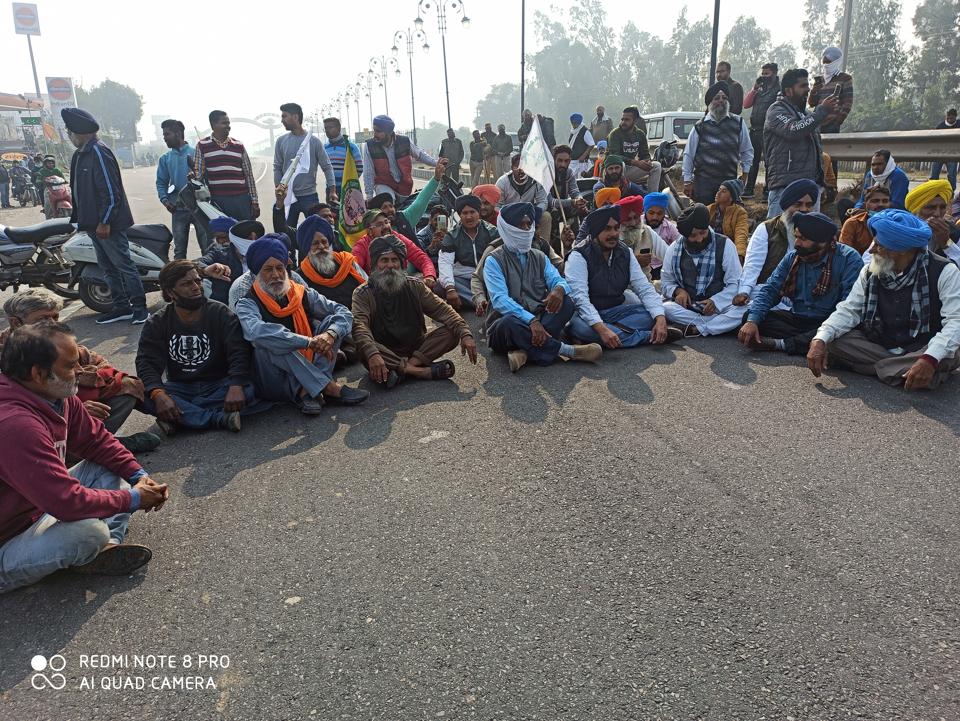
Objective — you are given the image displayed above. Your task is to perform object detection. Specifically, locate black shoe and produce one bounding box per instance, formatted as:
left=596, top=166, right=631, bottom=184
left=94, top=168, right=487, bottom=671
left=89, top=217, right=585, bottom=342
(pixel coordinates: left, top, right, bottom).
left=71, top=544, right=153, bottom=576
left=96, top=309, right=134, bottom=324
left=323, top=385, right=370, bottom=406
left=118, top=432, right=162, bottom=453
left=131, top=308, right=150, bottom=325
left=298, top=395, right=324, bottom=415
left=664, top=326, right=684, bottom=344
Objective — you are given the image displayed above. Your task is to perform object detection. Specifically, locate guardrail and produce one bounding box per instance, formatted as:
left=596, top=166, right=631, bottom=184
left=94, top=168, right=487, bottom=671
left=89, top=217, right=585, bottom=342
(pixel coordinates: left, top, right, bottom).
left=821, top=129, right=960, bottom=163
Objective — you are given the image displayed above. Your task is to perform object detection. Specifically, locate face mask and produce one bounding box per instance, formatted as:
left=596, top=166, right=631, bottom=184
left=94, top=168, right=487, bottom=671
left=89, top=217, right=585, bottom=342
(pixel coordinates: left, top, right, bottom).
left=174, top=293, right=206, bottom=311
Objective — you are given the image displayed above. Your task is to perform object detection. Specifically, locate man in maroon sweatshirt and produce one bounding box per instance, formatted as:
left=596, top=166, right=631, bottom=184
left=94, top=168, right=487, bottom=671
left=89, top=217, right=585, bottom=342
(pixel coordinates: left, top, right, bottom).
left=0, top=321, right=170, bottom=593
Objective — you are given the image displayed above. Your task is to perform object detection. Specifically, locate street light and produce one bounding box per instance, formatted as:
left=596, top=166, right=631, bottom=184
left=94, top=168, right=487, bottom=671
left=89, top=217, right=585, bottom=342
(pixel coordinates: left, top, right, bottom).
left=346, top=85, right=361, bottom=134
left=415, top=0, right=469, bottom=129
left=357, top=73, right=373, bottom=125
left=393, top=27, right=429, bottom=144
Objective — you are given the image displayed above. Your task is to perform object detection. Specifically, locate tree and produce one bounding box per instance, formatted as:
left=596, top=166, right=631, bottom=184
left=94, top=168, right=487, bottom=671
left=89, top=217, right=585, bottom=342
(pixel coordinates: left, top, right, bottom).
left=908, top=0, right=960, bottom=125
left=720, top=16, right=774, bottom=81
left=802, top=0, right=834, bottom=68
left=75, top=79, right=143, bottom=143
left=475, top=83, right=525, bottom=128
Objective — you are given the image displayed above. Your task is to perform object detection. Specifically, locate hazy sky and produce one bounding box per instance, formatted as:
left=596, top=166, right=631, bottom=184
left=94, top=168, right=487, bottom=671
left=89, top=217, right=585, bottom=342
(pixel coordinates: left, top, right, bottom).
left=4, top=0, right=923, bottom=146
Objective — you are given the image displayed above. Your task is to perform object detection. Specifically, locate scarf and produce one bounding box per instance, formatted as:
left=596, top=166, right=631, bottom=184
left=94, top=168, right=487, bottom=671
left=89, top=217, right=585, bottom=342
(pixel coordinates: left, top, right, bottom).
left=299, top=252, right=366, bottom=288
left=252, top=280, right=314, bottom=361
left=710, top=205, right=725, bottom=234
left=823, top=46, right=843, bottom=83
left=283, top=132, right=313, bottom=217
left=673, top=233, right=717, bottom=298
left=863, top=250, right=931, bottom=340
left=781, top=241, right=836, bottom=301
left=496, top=213, right=535, bottom=254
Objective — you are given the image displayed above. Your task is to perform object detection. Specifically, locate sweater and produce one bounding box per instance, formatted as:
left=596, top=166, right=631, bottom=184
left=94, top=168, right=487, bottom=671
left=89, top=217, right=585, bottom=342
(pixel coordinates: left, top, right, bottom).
left=707, top=202, right=750, bottom=257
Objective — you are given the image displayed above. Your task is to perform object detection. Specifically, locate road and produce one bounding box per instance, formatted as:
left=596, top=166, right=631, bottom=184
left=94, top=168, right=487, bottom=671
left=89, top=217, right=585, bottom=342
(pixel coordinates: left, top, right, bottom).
left=1, top=160, right=959, bottom=720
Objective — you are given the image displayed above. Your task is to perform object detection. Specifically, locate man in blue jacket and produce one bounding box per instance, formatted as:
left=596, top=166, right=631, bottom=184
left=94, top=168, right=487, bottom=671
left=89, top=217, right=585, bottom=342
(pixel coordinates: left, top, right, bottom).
left=156, top=119, right=210, bottom=259
left=63, top=108, right=148, bottom=325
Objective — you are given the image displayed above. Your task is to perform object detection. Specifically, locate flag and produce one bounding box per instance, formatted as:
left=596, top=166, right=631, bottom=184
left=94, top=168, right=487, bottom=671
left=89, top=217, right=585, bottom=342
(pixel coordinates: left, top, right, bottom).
left=338, top=142, right=366, bottom=249
left=519, top=115, right=555, bottom=196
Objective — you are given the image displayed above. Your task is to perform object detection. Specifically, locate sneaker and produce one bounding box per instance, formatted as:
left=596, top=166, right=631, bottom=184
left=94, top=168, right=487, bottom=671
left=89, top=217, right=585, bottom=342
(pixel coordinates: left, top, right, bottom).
left=118, top=432, right=162, bottom=453
left=508, top=349, right=528, bottom=373
left=570, top=343, right=603, bottom=363
left=664, top=326, right=684, bottom=344
left=298, top=395, right=324, bottom=416
left=71, top=544, right=152, bottom=576
left=131, top=308, right=150, bottom=325
left=96, top=309, right=134, bottom=324
left=220, top=411, right=242, bottom=432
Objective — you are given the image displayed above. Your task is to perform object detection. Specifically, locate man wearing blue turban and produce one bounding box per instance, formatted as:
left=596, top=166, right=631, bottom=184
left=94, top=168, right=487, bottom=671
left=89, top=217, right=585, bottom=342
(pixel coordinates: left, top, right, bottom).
left=808, top=209, right=960, bottom=389
left=362, top=115, right=438, bottom=203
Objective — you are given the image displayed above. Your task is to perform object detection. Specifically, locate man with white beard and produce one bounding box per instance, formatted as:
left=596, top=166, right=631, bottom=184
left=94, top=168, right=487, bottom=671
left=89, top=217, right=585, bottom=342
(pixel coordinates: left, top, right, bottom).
left=0, top=321, right=170, bottom=592
left=734, top=178, right=819, bottom=308
left=351, top=235, right=477, bottom=388
left=682, top=81, right=753, bottom=205
left=235, top=235, right=368, bottom=415
left=808, top=209, right=960, bottom=390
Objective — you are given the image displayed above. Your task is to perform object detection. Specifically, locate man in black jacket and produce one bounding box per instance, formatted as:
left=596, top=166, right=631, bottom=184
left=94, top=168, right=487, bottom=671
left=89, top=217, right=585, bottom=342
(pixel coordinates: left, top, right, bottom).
left=743, top=63, right=780, bottom=198
left=62, top=108, right=148, bottom=325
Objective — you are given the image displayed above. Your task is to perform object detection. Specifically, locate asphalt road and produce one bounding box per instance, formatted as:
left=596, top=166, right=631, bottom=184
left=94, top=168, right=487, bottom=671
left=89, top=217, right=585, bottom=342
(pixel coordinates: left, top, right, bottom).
left=1, top=161, right=959, bottom=720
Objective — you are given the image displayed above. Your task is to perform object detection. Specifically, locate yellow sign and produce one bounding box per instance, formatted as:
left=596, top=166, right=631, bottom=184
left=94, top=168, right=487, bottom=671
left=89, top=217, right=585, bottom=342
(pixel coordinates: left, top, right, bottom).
left=1, top=152, right=28, bottom=162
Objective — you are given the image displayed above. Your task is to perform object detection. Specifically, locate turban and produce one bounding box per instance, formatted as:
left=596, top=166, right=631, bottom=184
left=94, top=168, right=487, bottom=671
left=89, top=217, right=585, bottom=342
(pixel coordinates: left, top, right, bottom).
left=368, top=234, right=407, bottom=266
left=570, top=112, right=584, bottom=125
left=363, top=209, right=385, bottom=229
left=792, top=212, right=837, bottom=244
left=454, top=194, right=482, bottom=213
left=594, top=187, right=622, bottom=207
left=867, top=209, right=932, bottom=251
left=499, top=202, right=542, bottom=228
left=367, top=192, right=394, bottom=210
left=705, top=81, right=731, bottom=105
left=603, top=154, right=625, bottom=169
left=42, top=154, right=55, bottom=162
left=296, top=215, right=335, bottom=259
left=584, top=205, right=621, bottom=237
left=228, top=219, right=265, bottom=260
left=246, top=234, right=289, bottom=274
left=208, top=216, right=237, bottom=234
left=60, top=107, right=99, bottom=133
left=597, top=140, right=607, bottom=150
left=779, top=178, right=819, bottom=210
left=676, top=203, right=711, bottom=236
left=643, top=191, right=669, bottom=209
left=720, top=178, right=743, bottom=204
left=617, top=194, right=644, bottom=218
left=471, top=184, right=501, bottom=205
left=904, top=179, right=952, bottom=215
left=372, top=115, right=395, bottom=133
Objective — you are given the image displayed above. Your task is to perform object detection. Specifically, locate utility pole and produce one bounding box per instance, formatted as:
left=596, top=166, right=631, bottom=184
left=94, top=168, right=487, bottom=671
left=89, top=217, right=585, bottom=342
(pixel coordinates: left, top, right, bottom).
left=708, top=0, right=720, bottom=85
left=520, top=0, right=525, bottom=120
left=839, top=0, right=854, bottom=72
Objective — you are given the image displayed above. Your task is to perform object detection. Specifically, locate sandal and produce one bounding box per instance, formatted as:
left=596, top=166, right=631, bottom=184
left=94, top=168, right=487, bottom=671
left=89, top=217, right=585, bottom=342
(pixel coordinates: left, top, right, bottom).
left=429, top=359, right=456, bottom=380
left=683, top=323, right=701, bottom=338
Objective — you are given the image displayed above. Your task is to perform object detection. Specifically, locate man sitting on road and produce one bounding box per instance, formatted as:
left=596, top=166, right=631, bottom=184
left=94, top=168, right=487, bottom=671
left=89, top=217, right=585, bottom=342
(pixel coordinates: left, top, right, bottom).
left=482, top=203, right=602, bottom=371
left=548, top=144, right=587, bottom=253
left=496, top=154, right=552, bottom=244
left=905, top=179, right=960, bottom=265
left=137, top=260, right=270, bottom=435
left=840, top=186, right=890, bottom=255
left=739, top=212, right=862, bottom=355
left=473, top=184, right=501, bottom=225
left=350, top=209, right=438, bottom=287
left=735, top=178, right=818, bottom=307
left=660, top=203, right=743, bottom=337
left=0, top=321, right=169, bottom=593
left=415, top=204, right=449, bottom=272
left=195, top=216, right=244, bottom=304
left=617, top=194, right=669, bottom=280
left=808, top=209, right=960, bottom=389
left=591, top=155, right=645, bottom=201
left=644, top=192, right=680, bottom=279
left=351, top=235, right=477, bottom=388
left=566, top=205, right=677, bottom=349
left=606, top=106, right=661, bottom=191
left=365, top=158, right=447, bottom=244
left=439, top=194, right=499, bottom=309
left=235, top=235, right=368, bottom=415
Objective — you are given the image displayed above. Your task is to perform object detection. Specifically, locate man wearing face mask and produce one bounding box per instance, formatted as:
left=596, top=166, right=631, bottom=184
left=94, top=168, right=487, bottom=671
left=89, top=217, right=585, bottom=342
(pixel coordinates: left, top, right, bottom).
left=809, top=46, right=854, bottom=179
left=137, top=260, right=269, bottom=434
left=742, top=63, right=780, bottom=199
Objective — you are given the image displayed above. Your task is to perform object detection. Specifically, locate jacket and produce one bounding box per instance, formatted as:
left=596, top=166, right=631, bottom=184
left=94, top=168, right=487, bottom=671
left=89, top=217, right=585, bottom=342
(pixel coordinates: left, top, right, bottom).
left=744, top=77, right=781, bottom=130
left=838, top=210, right=873, bottom=255
left=809, top=72, right=854, bottom=129
left=854, top=166, right=909, bottom=210
left=707, top=202, right=750, bottom=257
left=762, top=97, right=830, bottom=191
left=69, top=138, right=134, bottom=231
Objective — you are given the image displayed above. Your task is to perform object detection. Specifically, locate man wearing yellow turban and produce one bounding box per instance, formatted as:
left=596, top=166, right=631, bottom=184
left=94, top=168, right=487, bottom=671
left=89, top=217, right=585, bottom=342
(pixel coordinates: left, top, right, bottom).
left=905, top=179, right=960, bottom=266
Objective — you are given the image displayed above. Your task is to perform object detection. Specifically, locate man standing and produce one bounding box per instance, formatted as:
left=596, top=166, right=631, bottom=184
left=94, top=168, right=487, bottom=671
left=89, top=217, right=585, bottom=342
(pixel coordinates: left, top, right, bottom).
left=606, top=106, right=661, bottom=192
left=590, top=105, right=613, bottom=144
left=62, top=108, right=148, bottom=325
left=468, top=130, right=486, bottom=187
left=157, top=119, right=209, bottom=259
left=323, top=117, right=363, bottom=190
left=930, top=109, right=958, bottom=191
left=809, top=47, right=854, bottom=136
left=439, top=194, right=499, bottom=308
left=438, top=129, right=464, bottom=183
left=567, top=113, right=596, bottom=178
left=274, top=103, right=336, bottom=228
left=808, top=209, right=960, bottom=389
left=682, top=82, right=753, bottom=204
left=715, top=61, right=745, bottom=115
left=195, top=110, right=260, bottom=221
left=481, top=122, right=498, bottom=182
left=491, top=124, right=514, bottom=178
left=0, top=162, right=10, bottom=208
left=742, top=63, right=780, bottom=198
left=0, top=321, right=169, bottom=592
left=763, top=69, right=838, bottom=218
left=362, top=115, right=436, bottom=203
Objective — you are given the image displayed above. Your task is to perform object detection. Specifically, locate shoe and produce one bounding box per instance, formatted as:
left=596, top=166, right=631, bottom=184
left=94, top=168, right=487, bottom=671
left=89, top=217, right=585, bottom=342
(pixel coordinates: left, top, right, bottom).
left=71, top=544, right=152, bottom=576
left=334, top=350, right=348, bottom=369
left=322, top=386, right=369, bottom=406
left=664, top=326, right=684, bottom=344
left=155, top=419, right=177, bottom=436
left=742, top=192, right=755, bottom=199
left=220, top=411, right=242, bottom=432
left=507, top=349, right=528, bottom=372
left=118, top=432, right=161, bottom=453
left=748, top=337, right=777, bottom=352
left=96, top=309, right=134, bottom=324
left=570, top=343, right=603, bottom=363
left=131, top=308, right=150, bottom=325
left=299, top=395, right=324, bottom=416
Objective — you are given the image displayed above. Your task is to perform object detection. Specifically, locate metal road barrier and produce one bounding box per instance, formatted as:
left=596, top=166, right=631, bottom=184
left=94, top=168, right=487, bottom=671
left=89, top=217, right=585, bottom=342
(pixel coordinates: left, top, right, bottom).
left=821, top=129, right=960, bottom=163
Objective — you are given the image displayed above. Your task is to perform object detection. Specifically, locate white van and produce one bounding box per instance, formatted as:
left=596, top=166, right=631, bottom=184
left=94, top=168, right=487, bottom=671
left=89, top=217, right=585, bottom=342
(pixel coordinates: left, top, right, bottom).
left=642, top=111, right=704, bottom=154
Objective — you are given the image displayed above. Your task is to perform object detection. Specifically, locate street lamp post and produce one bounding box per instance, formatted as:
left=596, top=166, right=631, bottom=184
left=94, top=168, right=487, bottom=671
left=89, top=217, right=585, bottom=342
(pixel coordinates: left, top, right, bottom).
left=369, top=55, right=400, bottom=117
left=393, top=27, right=429, bottom=144
left=415, top=0, right=470, bottom=129
left=358, top=72, right=374, bottom=124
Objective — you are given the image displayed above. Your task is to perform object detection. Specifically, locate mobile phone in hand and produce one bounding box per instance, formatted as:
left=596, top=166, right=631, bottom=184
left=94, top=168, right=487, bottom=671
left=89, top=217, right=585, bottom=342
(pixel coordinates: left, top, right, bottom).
left=437, top=215, right=448, bottom=232
left=832, top=84, right=843, bottom=97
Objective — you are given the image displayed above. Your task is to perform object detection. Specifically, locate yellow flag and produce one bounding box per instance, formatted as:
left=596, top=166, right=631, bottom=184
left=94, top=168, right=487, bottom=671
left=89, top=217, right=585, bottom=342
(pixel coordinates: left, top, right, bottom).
left=338, top=143, right=366, bottom=249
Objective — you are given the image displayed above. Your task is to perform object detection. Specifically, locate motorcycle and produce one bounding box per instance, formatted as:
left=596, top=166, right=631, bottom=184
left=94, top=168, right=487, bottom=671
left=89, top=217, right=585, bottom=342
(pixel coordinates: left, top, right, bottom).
left=43, top=175, right=73, bottom=219
left=10, top=169, right=39, bottom=208
left=0, top=218, right=79, bottom=299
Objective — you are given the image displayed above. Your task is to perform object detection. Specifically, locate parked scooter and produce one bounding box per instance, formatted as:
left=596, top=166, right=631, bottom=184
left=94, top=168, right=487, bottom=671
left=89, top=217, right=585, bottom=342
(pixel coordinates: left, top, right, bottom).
left=0, top=218, right=78, bottom=299
left=43, top=175, right=73, bottom=219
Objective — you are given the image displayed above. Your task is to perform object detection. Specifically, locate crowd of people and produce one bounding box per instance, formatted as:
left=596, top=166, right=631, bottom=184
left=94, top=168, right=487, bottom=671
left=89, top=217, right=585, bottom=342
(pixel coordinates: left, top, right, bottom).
left=1, top=49, right=959, bottom=594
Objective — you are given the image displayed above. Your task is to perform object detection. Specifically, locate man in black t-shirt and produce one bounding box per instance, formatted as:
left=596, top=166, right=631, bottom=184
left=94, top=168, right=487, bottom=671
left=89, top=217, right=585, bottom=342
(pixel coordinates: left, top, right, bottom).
left=136, top=260, right=270, bottom=435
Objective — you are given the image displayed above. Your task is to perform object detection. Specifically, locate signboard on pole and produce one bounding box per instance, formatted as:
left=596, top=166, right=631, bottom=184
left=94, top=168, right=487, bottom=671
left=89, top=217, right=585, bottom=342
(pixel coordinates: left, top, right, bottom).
left=12, top=3, right=40, bottom=35
left=45, top=77, right=77, bottom=135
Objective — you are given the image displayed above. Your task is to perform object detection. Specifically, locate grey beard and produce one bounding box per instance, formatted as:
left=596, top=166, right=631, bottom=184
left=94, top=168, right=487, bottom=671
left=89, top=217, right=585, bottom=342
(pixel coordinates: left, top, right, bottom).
left=46, top=371, right=78, bottom=399
left=782, top=211, right=796, bottom=245
left=257, top=276, right=289, bottom=300
left=709, top=101, right=730, bottom=121
left=310, top=252, right=337, bottom=277
left=369, top=268, right=407, bottom=295
left=869, top=253, right=897, bottom=280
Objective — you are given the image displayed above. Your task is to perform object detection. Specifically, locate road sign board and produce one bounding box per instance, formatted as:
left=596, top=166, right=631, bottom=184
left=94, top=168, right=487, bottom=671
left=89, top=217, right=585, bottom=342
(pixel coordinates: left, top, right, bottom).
left=12, top=3, right=40, bottom=35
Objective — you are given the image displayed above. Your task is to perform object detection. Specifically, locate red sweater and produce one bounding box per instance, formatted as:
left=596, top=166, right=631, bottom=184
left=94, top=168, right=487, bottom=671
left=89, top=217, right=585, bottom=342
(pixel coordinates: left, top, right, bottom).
left=0, top=375, right=140, bottom=546
left=351, top=232, right=437, bottom=278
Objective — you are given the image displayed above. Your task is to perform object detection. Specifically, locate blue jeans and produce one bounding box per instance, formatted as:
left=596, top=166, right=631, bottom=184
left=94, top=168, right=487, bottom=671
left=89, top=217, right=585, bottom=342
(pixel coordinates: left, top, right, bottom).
left=0, top=462, right=132, bottom=593
left=92, top=229, right=147, bottom=312
left=487, top=295, right=575, bottom=365
left=171, top=207, right=210, bottom=259
left=141, top=378, right=268, bottom=429
left=285, top=192, right=320, bottom=227
left=0, top=181, right=9, bottom=207
left=767, top=186, right=822, bottom=218
left=569, top=303, right=655, bottom=347
left=930, top=162, right=958, bottom=191
left=211, top=193, right=255, bottom=221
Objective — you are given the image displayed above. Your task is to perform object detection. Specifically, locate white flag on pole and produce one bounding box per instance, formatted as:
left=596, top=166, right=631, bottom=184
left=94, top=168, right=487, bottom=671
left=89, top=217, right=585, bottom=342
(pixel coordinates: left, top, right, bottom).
left=519, top=115, right=555, bottom=197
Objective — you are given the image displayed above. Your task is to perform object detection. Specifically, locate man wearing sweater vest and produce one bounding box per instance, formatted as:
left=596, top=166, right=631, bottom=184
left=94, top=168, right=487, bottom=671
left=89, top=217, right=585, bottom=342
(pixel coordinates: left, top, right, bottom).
left=194, top=110, right=260, bottom=222
left=362, top=115, right=436, bottom=203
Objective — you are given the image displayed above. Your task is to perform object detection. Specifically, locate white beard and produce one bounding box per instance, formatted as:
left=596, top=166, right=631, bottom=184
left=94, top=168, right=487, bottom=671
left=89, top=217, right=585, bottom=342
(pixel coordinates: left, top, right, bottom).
left=709, top=100, right=730, bottom=121
left=869, top=253, right=897, bottom=280
left=782, top=211, right=796, bottom=246
left=257, top=276, right=290, bottom=299
left=369, top=268, right=407, bottom=295
left=310, top=251, right=337, bottom=277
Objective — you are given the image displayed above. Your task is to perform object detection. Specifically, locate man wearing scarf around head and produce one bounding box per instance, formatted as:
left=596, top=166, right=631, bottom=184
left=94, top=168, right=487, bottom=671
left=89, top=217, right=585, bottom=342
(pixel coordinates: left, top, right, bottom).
left=439, top=195, right=499, bottom=309
left=809, top=47, right=854, bottom=137
left=351, top=235, right=476, bottom=388
left=482, top=203, right=602, bottom=372
left=566, top=205, right=678, bottom=349
left=660, top=203, right=743, bottom=337
left=739, top=212, right=862, bottom=355
left=591, top=154, right=645, bottom=199
left=905, top=179, right=960, bottom=266
left=808, top=209, right=960, bottom=390
left=235, top=235, right=368, bottom=415
left=362, top=115, right=437, bottom=203
left=854, top=150, right=909, bottom=211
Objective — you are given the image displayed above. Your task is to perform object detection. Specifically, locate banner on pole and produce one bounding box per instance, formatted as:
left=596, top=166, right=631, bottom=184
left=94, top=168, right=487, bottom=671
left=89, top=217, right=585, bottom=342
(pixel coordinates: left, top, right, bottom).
left=12, top=3, right=40, bottom=35
left=519, top=116, right=555, bottom=196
